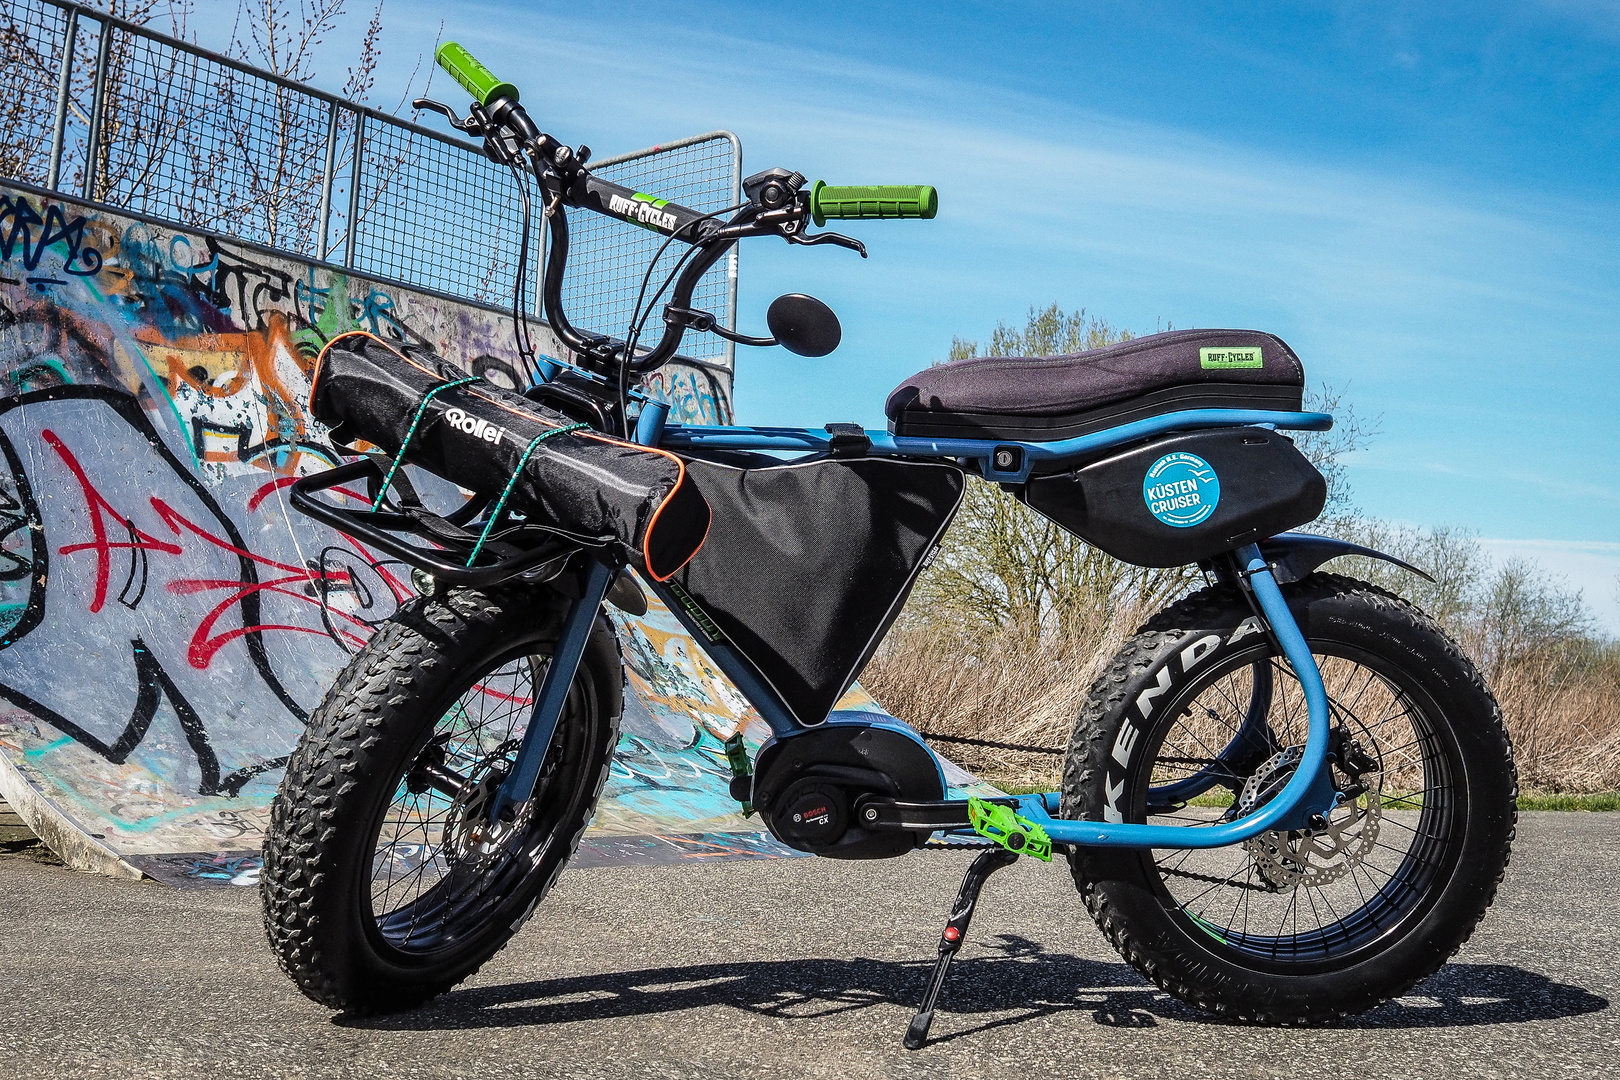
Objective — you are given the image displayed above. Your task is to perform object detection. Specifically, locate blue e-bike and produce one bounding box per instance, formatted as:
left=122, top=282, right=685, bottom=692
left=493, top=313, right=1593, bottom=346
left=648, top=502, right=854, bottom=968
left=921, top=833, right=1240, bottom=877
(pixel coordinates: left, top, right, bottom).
left=262, top=43, right=1518, bottom=1047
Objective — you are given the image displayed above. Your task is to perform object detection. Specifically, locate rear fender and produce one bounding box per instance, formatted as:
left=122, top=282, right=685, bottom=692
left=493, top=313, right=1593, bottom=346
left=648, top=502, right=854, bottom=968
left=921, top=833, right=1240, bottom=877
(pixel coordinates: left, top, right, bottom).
left=1257, top=531, right=1434, bottom=585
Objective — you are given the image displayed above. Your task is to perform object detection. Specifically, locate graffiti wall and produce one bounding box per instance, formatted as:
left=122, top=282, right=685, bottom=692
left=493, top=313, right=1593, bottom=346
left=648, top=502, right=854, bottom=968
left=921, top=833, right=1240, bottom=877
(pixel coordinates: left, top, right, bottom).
left=0, top=178, right=865, bottom=881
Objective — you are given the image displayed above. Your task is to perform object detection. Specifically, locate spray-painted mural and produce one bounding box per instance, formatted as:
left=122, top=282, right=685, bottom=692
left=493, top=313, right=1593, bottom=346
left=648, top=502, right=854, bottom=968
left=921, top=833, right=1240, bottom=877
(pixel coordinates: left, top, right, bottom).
left=0, top=179, right=924, bottom=882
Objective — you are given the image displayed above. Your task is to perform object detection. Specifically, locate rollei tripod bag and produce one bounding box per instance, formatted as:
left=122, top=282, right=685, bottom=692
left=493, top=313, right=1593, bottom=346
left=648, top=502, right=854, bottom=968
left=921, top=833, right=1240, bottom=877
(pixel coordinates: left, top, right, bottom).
left=308, top=332, right=710, bottom=580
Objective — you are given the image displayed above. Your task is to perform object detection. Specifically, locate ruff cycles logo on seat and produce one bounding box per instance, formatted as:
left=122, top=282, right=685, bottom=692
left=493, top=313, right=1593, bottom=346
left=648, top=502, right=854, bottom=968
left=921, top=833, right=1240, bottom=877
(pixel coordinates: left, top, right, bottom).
left=1143, top=452, right=1220, bottom=528
left=608, top=191, right=678, bottom=232
left=442, top=407, right=509, bottom=446
left=1199, top=345, right=1264, bottom=369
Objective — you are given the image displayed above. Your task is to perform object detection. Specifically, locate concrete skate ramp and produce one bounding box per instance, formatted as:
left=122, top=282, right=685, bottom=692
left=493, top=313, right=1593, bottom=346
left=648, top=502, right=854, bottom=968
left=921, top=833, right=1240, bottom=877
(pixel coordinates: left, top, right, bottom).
left=0, top=181, right=989, bottom=885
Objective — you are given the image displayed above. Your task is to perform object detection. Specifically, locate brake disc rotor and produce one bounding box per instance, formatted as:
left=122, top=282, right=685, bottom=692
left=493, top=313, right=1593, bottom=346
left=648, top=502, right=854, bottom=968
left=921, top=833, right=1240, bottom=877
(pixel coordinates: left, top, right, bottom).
left=443, top=739, right=524, bottom=862
left=1238, top=747, right=1382, bottom=889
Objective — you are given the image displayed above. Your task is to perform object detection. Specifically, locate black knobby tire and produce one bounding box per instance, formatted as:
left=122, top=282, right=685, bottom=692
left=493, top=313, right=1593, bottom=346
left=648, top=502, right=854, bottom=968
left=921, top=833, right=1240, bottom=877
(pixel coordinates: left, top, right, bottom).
left=1060, top=573, right=1517, bottom=1023
left=261, top=586, right=622, bottom=1014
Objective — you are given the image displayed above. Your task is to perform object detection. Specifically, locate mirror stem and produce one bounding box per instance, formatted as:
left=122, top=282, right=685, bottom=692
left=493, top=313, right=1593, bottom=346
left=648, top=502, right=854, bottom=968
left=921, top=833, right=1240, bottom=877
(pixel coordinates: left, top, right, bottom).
left=665, top=305, right=778, bottom=347
left=710, top=325, right=778, bottom=347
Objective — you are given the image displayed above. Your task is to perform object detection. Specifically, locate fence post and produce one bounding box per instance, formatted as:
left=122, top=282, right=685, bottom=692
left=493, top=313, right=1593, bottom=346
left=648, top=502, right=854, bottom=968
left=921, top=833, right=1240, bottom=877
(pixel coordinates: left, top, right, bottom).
left=81, top=19, right=112, bottom=201
left=316, top=101, right=339, bottom=261
left=46, top=9, right=79, bottom=191
left=725, top=132, right=743, bottom=375
left=344, top=109, right=365, bottom=269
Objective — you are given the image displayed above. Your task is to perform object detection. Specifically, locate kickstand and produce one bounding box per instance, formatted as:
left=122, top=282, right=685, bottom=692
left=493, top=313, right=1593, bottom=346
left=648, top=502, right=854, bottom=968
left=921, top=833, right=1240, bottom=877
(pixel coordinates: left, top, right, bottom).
left=904, top=847, right=1020, bottom=1050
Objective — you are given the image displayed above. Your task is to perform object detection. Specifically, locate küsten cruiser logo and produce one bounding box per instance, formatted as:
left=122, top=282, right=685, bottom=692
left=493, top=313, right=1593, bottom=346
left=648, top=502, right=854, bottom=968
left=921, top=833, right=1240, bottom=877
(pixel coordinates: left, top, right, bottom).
left=608, top=191, right=678, bottom=232
left=442, top=407, right=508, bottom=446
left=1143, top=452, right=1220, bottom=528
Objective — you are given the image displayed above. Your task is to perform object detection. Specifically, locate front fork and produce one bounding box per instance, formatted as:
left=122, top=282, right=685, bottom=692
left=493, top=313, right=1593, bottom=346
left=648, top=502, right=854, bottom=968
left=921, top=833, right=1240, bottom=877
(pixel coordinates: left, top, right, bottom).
left=483, top=399, right=672, bottom=826
left=485, top=554, right=617, bottom=825
left=479, top=399, right=670, bottom=829
left=1014, top=542, right=1340, bottom=847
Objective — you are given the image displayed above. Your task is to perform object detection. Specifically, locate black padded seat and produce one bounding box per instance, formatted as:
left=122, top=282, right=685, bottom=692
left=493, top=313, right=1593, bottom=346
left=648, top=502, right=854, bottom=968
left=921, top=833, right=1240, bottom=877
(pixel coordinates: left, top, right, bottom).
left=885, top=328, right=1304, bottom=441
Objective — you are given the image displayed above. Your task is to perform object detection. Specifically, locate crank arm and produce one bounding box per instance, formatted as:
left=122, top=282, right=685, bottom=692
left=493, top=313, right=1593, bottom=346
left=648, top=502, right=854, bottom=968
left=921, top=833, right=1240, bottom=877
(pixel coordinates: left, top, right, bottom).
left=855, top=797, right=1017, bottom=832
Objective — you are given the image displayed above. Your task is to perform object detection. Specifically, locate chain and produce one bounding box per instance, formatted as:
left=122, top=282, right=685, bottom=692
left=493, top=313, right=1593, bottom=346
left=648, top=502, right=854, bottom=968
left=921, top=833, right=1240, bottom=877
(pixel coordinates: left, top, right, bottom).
left=922, top=838, right=998, bottom=851
left=917, top=731, right=1064, bottom=756
left=1157, top=861, right=1274, bottom=893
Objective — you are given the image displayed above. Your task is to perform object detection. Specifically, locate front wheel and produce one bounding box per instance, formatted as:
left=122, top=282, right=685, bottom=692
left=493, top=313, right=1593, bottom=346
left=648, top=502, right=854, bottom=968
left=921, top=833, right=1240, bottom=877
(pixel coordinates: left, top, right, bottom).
left=1060, top=573, right=1516, bottom=1023
left=261, top=586, right=622, bottom=1014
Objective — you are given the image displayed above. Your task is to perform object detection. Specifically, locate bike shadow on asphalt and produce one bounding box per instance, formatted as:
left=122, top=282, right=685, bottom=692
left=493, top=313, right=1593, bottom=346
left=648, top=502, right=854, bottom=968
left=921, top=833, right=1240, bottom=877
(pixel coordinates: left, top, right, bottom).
left=339, top=934, right=1608, bottom=1042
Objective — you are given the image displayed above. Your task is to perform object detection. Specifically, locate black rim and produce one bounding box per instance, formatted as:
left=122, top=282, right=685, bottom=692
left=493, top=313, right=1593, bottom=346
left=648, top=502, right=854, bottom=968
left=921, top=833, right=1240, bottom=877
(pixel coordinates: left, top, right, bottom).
left=1131, top=641, right=1460, bottom=974
left=361, top=639, right=595, bottom=958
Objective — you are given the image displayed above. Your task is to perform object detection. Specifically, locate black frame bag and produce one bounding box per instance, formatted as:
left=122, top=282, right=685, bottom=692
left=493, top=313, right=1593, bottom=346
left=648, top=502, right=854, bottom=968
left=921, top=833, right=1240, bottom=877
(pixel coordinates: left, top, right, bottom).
left=670, top=455, right=965, bottom=725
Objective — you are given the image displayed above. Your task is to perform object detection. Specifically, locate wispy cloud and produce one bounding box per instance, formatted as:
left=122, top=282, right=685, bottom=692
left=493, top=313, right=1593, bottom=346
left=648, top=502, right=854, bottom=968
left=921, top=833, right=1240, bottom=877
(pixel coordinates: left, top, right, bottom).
left=369, top=2, right=1618, bottom=544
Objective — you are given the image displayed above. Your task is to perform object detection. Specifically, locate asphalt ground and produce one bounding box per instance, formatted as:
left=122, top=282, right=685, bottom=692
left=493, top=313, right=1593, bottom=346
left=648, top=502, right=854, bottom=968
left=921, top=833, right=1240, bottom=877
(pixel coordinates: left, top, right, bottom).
left=0, top=813, right=1614, bottom=1079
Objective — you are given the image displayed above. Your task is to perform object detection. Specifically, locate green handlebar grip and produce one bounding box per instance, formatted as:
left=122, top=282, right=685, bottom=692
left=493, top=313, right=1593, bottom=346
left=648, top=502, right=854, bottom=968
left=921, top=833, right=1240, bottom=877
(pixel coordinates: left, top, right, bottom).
left=809, top=180, right=938, bottom=226
left=435, top=41, right=518, bottom=107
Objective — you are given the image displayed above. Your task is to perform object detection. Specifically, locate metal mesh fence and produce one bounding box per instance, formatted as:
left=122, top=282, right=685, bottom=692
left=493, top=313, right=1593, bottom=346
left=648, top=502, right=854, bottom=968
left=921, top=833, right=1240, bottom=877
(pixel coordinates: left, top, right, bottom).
left=0, top=0, right=73, bottom=188
left=96, top=23, right=336, bottom=254
left=3, top=0, right=740, bottom=374
left=569, top=134, right=742, bottom=365
left=350, top=115, right=534, bottom=310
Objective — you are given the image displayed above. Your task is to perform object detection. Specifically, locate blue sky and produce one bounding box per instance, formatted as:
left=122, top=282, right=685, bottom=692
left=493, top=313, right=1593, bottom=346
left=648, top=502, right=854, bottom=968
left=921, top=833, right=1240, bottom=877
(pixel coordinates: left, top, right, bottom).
left=201, top=1, right=1620, bottom=629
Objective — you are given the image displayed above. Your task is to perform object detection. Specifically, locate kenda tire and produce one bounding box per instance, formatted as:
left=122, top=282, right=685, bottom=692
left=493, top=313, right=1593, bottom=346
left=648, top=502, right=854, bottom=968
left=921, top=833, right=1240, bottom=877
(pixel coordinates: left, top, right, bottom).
left=1059, top=573, right=1517, bottom=1023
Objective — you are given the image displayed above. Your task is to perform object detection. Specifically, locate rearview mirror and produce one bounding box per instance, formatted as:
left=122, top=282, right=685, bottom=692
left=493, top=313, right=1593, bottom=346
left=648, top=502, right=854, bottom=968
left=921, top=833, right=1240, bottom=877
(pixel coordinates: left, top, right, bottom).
left=766, top=294, right=841, bottom=357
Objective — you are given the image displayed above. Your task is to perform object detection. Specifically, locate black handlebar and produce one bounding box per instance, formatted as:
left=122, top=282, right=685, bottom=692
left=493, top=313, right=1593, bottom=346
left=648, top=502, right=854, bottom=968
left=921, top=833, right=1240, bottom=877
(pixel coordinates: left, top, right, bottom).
left=419, top=80, right=891, bottom=405
left=456, top=91, right=741, bottom=379
left=424, top=39, right=933, bottom=405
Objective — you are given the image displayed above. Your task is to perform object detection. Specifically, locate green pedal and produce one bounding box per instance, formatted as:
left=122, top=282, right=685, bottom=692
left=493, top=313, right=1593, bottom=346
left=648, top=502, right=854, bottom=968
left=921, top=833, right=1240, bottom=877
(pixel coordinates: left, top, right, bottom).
left=967, top=797, right=1052, bottom=861
left=723, top=732, right=755, bottom=818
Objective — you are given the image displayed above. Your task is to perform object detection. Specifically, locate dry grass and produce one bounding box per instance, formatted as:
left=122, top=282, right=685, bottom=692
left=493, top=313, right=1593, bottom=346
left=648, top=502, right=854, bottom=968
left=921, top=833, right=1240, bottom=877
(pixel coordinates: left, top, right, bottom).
left=864, top=606, right=1620, bottom=797
left=1484, top=645, right=1620, bottom=793
left=861, top=605, right=1147, bottom=790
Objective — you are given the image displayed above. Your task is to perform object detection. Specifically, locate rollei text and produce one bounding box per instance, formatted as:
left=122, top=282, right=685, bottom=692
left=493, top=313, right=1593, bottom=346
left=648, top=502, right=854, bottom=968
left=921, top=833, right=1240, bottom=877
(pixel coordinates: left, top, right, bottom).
left=442, top=407, right=508, bottom=446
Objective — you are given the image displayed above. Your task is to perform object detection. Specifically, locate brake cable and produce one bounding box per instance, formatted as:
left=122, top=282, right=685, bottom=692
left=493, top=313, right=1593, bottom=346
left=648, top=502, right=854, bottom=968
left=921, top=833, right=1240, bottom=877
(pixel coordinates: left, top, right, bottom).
left=617, top=200, right=747, bottom=433
left=503, top=155, right=542, bottom=388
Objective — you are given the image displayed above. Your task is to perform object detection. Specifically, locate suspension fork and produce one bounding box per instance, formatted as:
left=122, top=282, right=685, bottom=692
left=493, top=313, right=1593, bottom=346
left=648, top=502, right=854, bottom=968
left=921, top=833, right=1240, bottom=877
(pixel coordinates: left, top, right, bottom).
left=484, top=393, right=670, bottom=824
left=487, top=556, right=617, bottom=824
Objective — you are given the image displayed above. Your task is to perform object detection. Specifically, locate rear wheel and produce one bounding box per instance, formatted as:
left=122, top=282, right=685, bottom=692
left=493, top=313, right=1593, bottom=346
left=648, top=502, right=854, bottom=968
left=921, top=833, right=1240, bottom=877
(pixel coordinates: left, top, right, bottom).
left=1061, top=574, right=1516, bottom=1022
left=262, top=586, right=622, bottom=1014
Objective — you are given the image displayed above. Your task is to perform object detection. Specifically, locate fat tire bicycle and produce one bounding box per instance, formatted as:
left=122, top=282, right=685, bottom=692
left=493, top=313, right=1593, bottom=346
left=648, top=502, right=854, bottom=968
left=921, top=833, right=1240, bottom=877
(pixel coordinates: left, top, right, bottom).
left=261, top=41, right=1517, bottom=1048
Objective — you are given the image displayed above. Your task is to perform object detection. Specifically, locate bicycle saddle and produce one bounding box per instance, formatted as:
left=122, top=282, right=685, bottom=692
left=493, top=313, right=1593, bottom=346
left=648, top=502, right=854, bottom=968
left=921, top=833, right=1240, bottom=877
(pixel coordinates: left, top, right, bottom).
left=885, top=328, right=1304, bottom=442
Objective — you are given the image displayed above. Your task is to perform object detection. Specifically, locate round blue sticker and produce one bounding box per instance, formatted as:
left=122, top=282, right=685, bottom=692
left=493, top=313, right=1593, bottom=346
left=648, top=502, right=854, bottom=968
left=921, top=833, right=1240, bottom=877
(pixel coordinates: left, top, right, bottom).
left=1143, top=452, right=1220, bottom=528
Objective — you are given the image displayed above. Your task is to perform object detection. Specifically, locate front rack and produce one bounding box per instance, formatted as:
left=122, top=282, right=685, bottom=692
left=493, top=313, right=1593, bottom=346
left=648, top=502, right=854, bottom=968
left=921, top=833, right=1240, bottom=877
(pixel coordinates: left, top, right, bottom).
left=289, top=459, right=581, bottom=589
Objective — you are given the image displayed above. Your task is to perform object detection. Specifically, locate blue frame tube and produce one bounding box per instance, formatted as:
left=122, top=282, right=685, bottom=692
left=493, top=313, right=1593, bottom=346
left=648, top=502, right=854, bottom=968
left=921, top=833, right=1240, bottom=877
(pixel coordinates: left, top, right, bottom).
left=634, top=398, right=671, bottom=446
left=1011, top=545, right=1338, bottom=848
left=659, top=409, right=1332, bottom=482
left=491, top=557, right=616, bottom=818
left=648, top=411, right=1342, bottom=850
left=487, top=411, right=1338, bottom=850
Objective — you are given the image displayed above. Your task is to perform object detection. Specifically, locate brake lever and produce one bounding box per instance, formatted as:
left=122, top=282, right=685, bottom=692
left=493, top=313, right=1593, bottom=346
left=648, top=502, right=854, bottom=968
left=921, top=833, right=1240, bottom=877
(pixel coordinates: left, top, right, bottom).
left=413, top=97, right=476, bottom=132
left=787, top=230, right=868, bottom=258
